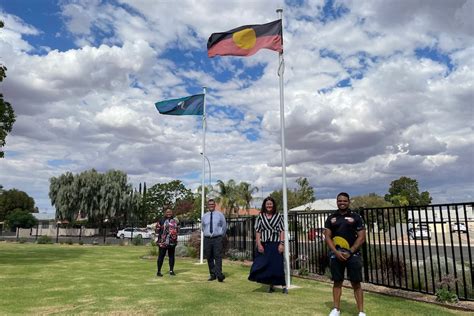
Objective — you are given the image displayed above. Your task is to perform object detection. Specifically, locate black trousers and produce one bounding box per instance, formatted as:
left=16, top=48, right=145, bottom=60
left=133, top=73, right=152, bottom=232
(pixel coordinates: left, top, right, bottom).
left=157, top=246, right=176, bottom=272
left=204, top=236, right=223, bottom=277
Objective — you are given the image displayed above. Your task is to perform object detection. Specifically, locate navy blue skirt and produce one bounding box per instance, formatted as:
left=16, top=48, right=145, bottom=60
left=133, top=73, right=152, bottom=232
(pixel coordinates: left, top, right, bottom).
left=248, top=242, right=286, bottom=286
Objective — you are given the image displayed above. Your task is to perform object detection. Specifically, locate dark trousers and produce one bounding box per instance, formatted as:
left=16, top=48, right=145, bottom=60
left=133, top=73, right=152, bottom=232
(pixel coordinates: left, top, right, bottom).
left=157, top=246, right=176, bottom=272
left=204, top=236, right=223, bottom=277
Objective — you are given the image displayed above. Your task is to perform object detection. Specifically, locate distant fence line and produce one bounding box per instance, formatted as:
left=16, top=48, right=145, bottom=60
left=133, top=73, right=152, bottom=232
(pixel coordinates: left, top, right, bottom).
left=2, top=202, right=472, bottom=301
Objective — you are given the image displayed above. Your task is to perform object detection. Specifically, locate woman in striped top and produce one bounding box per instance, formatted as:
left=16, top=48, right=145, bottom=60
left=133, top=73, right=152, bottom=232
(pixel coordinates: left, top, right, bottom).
left=248, top=196, right=287, bottom=293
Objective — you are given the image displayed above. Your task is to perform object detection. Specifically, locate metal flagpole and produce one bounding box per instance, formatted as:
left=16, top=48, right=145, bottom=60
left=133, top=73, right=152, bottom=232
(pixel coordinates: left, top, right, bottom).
left=276, top=8, right=291, bottom=289
left=200, top=87, right=207, bottom=264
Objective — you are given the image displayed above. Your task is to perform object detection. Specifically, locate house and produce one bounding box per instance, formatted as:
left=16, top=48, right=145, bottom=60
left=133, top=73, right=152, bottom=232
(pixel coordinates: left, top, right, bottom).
left=290, top=199, right=337, bottom=212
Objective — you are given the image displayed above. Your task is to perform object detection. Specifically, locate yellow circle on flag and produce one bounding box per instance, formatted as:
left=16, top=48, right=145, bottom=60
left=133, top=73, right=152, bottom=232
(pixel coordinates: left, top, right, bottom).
left=232, top=28, right=256, bottom=49
left=333, top=236, right=350, bottom=250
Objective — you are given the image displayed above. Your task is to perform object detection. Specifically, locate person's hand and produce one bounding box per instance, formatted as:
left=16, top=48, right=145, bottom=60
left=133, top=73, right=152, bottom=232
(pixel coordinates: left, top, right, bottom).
left=278, top=243, right=284, bottom=254
left=335, top=250, right=348, bottom=261
left=257, top=243, right=264, bottom=253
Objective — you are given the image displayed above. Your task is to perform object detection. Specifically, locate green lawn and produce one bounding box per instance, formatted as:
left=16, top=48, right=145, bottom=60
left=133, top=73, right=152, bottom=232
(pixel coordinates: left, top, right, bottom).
left=0, top=242, right=468, bottom=315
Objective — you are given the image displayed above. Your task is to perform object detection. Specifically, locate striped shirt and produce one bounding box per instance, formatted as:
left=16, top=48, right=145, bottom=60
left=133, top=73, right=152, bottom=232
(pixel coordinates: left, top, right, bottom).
left=255, top=213, right=284, bottom=242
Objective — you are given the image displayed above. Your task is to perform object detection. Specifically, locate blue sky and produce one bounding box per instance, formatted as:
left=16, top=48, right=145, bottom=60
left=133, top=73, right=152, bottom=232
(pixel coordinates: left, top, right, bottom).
left=1, top=0, right=473, bottom=214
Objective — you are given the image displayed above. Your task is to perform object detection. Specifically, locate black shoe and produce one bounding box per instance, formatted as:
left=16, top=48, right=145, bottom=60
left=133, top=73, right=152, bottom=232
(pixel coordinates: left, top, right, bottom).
left=282, top=288, right=288, bottom=294
left=217, top=274, right=225, bottom=282
left=208, top=275, right=216, bottom=281
left=268, top=285, right=275, bottom=293
left=169, top=271, right=176, bottom=276
left=156, top=272, right=163, bottom=277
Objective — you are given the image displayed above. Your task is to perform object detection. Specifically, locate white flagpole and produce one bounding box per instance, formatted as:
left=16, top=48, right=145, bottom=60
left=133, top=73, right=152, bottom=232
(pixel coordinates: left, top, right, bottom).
left=276, top=8, right=291, bottom=289
left=200, top=87, right=207, bottom=264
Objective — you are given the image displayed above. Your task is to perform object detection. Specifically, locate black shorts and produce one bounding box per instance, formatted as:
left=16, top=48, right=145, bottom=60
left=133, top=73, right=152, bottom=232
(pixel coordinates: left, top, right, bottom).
left=330, top=254, right=363, bottom=283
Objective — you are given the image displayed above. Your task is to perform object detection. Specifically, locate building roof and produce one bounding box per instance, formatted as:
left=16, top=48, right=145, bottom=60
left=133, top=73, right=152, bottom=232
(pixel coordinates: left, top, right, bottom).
left=290, top=199, right=338, bottom=212
left=33, top=213, right=56, bottom=221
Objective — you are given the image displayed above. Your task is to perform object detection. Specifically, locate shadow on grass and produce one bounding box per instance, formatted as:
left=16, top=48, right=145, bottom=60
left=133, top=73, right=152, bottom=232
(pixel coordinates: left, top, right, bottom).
left=0, top=245, right=87, bottom=265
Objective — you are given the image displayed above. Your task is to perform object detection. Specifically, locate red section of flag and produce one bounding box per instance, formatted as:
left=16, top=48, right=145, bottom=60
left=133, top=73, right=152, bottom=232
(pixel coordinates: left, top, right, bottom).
left=208, top=35, right=282, bottom=57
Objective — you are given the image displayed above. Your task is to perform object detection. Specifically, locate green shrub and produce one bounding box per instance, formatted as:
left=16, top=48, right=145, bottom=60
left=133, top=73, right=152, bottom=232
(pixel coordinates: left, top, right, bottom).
left=436, top=288, right=458, bottom=303
left=66, top=239, right=73, bottom=245
left=18, top=237, right=28, bottom=244
left=78, top=240, right=84, bottom=245
left=148, top=243, right=158, bottom=256
left=37, top=235, right=53, bottom=244
left=187, top=246, right=197, bottom=258
left=175, top=244, right=189, bottom=257
left=132, top=235, right=143, bottom=246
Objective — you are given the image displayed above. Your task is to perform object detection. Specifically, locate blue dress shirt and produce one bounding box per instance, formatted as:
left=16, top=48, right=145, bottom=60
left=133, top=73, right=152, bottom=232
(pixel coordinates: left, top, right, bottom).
left=201, top=210, right=227, bottom=237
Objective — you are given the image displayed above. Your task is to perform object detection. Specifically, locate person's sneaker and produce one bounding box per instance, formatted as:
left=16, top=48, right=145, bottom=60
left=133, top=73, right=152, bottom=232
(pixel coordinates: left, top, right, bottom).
left=329, top=308, right=340, bottom=316
left=358, top=312, right=366, bottom=316
left=156, top=272, right=163, bottom=277
left=217, top=274, right=226, bottom=282
left=282, top=288, right=288, bottom=294
left=267, top=285, right=275, bottom=293
left=169, top=271, right=176, bottom=276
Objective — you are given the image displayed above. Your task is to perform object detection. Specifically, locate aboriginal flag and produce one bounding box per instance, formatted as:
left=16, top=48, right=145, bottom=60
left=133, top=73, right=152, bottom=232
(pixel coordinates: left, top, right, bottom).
left=208, top=19, right=282, bottom=57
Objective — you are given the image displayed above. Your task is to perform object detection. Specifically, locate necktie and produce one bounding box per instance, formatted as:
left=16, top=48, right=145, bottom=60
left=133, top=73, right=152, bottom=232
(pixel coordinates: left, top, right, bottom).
left=210, top=212, right=213, bottom=234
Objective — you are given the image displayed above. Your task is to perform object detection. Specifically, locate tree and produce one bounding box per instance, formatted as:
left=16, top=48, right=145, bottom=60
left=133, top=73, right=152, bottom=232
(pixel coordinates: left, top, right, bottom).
left=0, top=21, right=16, bottom=158
left=215, top=179, right=239, bottom=215
left=0, top=188, right=36, bottom=221
left=144, top=180, right=193, bottom=222
left=236, top=182, right=259, bottom=213
left=270, top=177, right=316, bottom=211
left=351, top=193, right=393, bottom=210
left=5, top=209, right=38, bottom=230
left=385, top=176, right=432, bottom=206
left=49, top=169, right=136, bottom=227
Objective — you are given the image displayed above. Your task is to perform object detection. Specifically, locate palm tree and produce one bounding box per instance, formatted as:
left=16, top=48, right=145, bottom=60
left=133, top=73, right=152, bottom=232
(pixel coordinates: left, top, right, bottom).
left=215, top=179, right=239, bottom=216
left=237, top=182, right=259, bottom=215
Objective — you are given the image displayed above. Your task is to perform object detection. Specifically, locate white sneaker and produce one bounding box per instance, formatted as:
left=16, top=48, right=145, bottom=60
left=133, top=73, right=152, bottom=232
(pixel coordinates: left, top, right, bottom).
left=329, top=308, right=340, bottom=316
left=358, top=312, right=366, bottom=316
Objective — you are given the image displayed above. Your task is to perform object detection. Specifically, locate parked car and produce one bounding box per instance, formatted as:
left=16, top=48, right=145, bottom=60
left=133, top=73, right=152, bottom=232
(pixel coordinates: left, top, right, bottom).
left=451, top=222, right=467, bottom=233
left=116, top=228, right=152, bottom=239
left=308, top=228, right=326, bottom=241
left=409, top=227, right=431, bottom=240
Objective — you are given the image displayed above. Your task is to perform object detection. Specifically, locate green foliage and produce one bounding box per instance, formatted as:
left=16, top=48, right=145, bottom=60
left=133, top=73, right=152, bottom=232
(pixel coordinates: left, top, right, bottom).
left=148, top=242, right=158, bottom=256
left=0, top=188, right=36, bottom=221
left=144, top=180, right=193, bottom=221
left=435, top=274, right=459, bottom=303
left=351, top=193, right=393, bottom=209
left=66, top=239, right=73, bottom=245
left=36, top=235, right=53, bottom=244
left=5, top=209, right=38, bottom=230
left=0, top=21, right=16, bottom=159
left=18, top=237, right=28, bottom=244
left=49, top=169, right=139, bottom=226
left=132, top=235, right=143, bottom=246
left=175, top=244, right=189, bottom=257
left=78, top=240, right=84, bottom=245
left=270, top=177, right=316, bottom=211
left=385, top=176, right=432, bottom=206
left=215, top=179, right=239, bottom=215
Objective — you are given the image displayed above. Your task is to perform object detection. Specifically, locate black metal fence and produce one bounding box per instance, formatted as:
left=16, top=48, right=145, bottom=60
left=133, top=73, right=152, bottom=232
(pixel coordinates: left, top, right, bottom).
left=223, top=202, right=473, bottom=301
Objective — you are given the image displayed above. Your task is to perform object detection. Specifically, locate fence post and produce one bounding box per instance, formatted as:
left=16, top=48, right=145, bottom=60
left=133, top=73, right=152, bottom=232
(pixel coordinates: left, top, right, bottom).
left=251, top=216, right=256, bottom=260
left=360, top=208, right=369, bottom=283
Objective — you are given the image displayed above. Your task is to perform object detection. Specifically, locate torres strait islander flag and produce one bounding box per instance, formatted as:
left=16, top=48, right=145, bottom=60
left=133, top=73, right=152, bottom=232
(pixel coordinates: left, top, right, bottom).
left=207, top=19, right=282, bottom=57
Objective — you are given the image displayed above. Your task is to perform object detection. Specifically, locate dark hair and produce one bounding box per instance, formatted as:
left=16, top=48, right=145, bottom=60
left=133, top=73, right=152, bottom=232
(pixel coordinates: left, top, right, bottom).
left=208, top=199, right=215, bottom=203
left=261, top=197, right=277, bottom=214
left=337, top=192, right=350, bottom=199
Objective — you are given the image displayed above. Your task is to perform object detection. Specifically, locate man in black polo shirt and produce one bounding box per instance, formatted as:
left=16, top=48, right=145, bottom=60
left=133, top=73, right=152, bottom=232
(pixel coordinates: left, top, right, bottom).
left=324, top=192, right=366, bottom=316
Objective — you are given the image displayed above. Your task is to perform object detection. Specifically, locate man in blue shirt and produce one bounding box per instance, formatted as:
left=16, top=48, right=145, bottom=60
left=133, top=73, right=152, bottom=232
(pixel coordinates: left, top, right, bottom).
left=201, top=199, right=227, bottom=282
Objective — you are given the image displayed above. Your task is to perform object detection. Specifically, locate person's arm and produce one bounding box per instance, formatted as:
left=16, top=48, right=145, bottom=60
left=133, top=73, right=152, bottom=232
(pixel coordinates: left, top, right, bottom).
left=201, top=214, right=206, bottom=233
left=256, top=231, right=264, bottom=253
left=324, top=228, right=347, bottom=261
left=350, top=229, right=366, bottom=254
left=278, top=215, right=285, bottom=253
left=221, top=212, right=227, bottom=235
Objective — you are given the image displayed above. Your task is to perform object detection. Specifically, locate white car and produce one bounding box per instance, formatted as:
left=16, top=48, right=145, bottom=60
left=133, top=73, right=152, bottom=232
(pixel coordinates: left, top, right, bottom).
left=451, top=222, right=467, bottom=233
left=177, top=227, right=194, bottom=242
left=409, top=227, right=431, bottom=240
left=116, top=228, right=152, bottom=239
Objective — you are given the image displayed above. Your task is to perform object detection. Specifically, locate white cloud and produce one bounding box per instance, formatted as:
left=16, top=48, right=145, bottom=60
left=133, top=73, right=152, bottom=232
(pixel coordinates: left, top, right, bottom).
left=1, top=0, right=473, bottom=212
